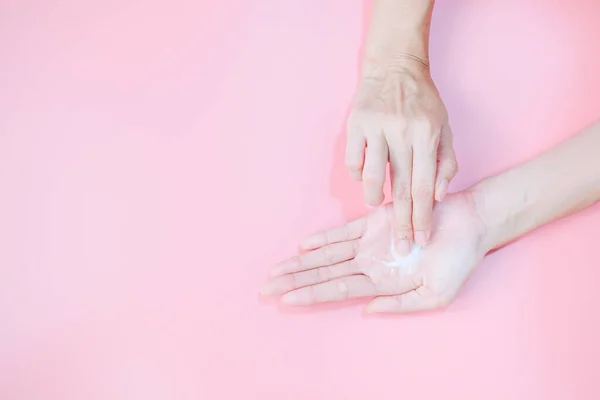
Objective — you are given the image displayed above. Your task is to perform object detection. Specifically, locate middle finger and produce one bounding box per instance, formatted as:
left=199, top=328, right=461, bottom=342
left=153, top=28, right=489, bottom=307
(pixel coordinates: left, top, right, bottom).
left=411, top=123, right=439, bottom=246
left=388, top=140, right=413, bottom=255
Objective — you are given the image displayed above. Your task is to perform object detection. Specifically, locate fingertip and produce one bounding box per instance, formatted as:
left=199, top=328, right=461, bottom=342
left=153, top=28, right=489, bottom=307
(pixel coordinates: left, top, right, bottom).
left=365, top=199, right=384, bottom=208
left=414, top=231, right=428, bottom=247
left=281, top=290, right=307, bottom=306
left=299, top=238, right=315, bottom=251
left=364, top=305, right=378, bottom=314
left=435, top=179, right=449, bottom=202
left=365, top=299, right=393, bottom=314
left=300, top=231, right=327, bottom=250
left=345, top=131, right=366, bottom=178
left=349, top=170, right=363, bottom=181
left=394, top=238, right=411, bottom=256
left=260, top=281, right=275, bottom=296
left=364, top=190, right=384, bottom=207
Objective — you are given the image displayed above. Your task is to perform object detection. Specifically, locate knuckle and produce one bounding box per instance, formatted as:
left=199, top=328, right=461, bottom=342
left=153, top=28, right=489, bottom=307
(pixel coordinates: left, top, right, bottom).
left=412, top=203, right=432, bottom=223
left=350, top=241, right=360, bottom=257
left=349, top=171, right=363, bottom=181
left=396, top=228, right=413, bottom=240
left=328, top=263, right=343, bottom=278
left=395, top=221, right=412, bottom=230
left=290, top=272, right=300, bottom=289
left=346, top=112, right=362, bottom=128
left=322, top=245, right=335, bottom=264
left=412, top=184, right=434, bottom=201
left=340, top=227, right=350, bottom=242
left=394, top=218, right=413, bottom=238
left=315, top=266, right=329, bottom=282
left=363, top=165, right=381, bottom=176
left=346, top=119, right=368, bottom=138
left=297, top=253, right=308, bottom=267
left=412, top=214, right=432, bottom=230
left=324, top=230, right=333, bottom=246
left=414, top=117, right=434, bottom=133
left=344, top=241, right=358, bottom=258
left=362, top=159, right=383, bottom=176
left=345, top=160, right=362, bottom=171
left=383, top=115, right=407, bottom=132
left=366, top=196, right=384, bottom=207
left=392, top=185, right=412, bottom=202
left=337, top=279, right=351, bottom=299
left=363, top=173, right=385, bottom=185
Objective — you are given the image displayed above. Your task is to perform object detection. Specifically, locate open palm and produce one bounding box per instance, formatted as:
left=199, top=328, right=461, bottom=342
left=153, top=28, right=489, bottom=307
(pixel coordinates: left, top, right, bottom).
left=262, top=193, right=488, bottom=313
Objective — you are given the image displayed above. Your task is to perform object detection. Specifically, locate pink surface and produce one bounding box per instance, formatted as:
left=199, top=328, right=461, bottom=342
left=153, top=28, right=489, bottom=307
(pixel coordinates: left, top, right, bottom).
left=1, top=0, right=600, bottom=398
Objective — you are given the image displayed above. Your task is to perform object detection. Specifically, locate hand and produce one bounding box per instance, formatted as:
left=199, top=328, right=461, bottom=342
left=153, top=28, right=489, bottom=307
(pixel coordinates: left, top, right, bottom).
left=261, top=192, right=486, bottom=314
left=345, top=61, right=458, bottom=254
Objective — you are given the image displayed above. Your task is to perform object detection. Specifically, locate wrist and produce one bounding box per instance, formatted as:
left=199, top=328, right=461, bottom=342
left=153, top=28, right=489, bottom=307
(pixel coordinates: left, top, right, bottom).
left=363, top=0, right=433, bottom=77
left=469, top=120, right=600, bottom=255
left=468, top=174, right=532, bottom=254
left=468, top=184, right=498, bottom=254
left=361, top=52, right=429, bottom=78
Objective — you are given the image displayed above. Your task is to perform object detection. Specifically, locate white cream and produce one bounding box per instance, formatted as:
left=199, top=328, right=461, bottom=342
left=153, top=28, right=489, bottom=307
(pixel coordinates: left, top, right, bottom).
left=359, top=240, right=422, bottom=276
left=357, top=212, right=423, bottom=277
left=382, top=241, right=421, bottom=269
left=379, top=223, right=422, bottom=273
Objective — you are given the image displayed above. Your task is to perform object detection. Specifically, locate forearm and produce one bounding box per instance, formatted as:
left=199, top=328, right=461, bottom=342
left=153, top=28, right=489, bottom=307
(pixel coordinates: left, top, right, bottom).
left=362, top=0, right=435, bottom=74
left=472, top=120, right=600, bottom=252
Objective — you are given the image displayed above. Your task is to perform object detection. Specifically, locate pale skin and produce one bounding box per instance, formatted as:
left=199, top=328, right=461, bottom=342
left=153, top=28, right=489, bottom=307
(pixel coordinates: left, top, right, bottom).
left=263, top=120, right=600, bottom=313
left=347, top=0, right=457, bottom=255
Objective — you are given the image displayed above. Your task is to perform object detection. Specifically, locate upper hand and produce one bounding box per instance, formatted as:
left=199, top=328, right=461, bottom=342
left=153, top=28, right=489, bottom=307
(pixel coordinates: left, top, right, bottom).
left=345, top=60, right=458, bottom=254
left=261, top=192, right=486, bottom=314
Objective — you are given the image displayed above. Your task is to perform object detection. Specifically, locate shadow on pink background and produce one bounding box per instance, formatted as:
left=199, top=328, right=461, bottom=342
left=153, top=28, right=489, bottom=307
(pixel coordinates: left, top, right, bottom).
left=1, top=0, right=599, bottom=398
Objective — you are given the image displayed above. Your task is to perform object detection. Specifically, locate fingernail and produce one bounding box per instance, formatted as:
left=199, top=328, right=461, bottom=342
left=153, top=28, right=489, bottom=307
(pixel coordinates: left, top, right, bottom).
left=415, top=231, right=427, bottom=246
left=436, top=179, right=449, bottom=202
left=395, top=239, right=411, bottom=256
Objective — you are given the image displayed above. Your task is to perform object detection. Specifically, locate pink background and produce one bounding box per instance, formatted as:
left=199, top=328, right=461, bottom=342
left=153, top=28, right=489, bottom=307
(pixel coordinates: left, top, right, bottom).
left=1, top=0, right=600, bottom=398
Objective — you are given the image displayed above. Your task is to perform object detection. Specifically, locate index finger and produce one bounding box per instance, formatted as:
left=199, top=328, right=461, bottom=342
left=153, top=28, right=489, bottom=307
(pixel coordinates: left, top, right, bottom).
left=388, top=142, right=413, bottom=255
